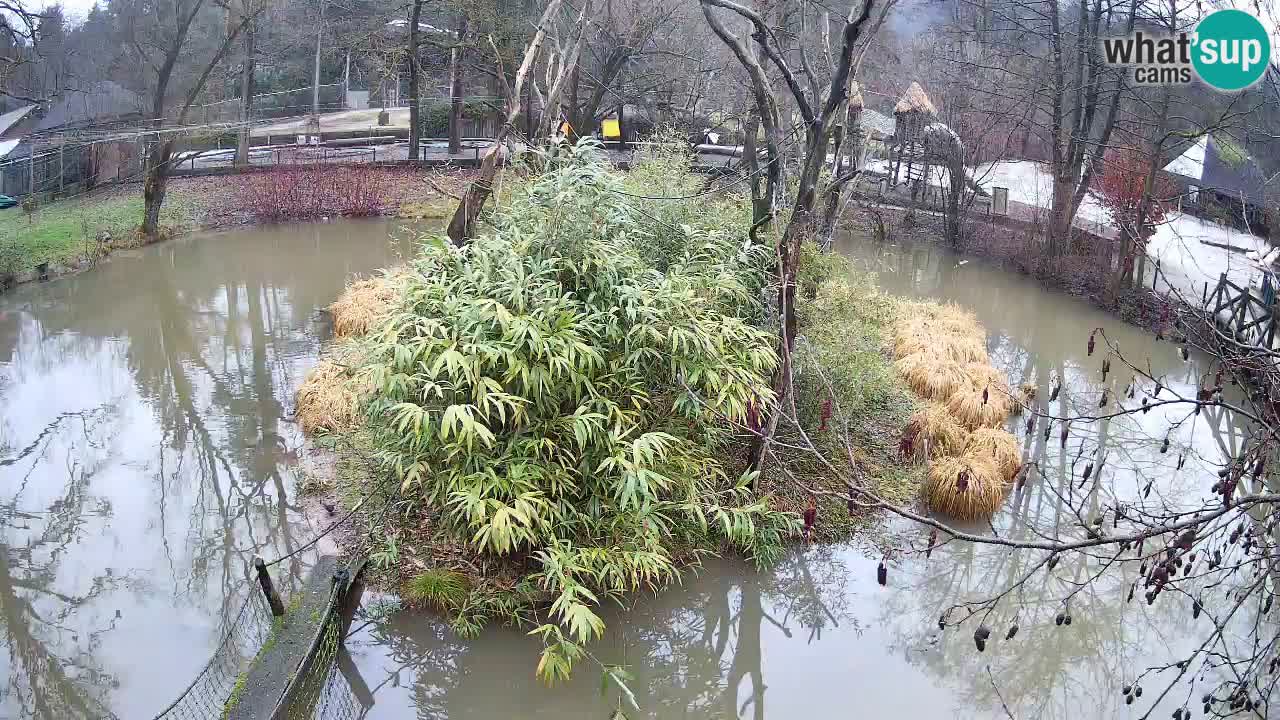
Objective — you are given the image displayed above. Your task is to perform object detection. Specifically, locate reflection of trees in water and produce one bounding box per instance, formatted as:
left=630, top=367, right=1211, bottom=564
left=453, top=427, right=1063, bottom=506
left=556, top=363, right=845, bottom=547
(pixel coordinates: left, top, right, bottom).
left=831, top=235, right=1257, bottom=718
left=0, top=225, right=403, bottom=715
left=355, top=551, right=857, bottom=720
left=0, top=410, right=119, bottom=719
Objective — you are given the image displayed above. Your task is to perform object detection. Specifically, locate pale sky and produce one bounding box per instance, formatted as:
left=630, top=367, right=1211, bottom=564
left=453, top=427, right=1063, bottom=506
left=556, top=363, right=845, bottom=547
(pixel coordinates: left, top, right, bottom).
left=35, top=0, right=1280, bottom=64
left=38, top=0, right=96, bottom=25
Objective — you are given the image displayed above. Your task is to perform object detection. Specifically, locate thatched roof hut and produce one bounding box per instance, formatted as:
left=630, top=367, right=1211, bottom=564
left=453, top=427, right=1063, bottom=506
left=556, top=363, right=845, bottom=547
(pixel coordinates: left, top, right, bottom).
left=894, top=82, right=937, bottom=116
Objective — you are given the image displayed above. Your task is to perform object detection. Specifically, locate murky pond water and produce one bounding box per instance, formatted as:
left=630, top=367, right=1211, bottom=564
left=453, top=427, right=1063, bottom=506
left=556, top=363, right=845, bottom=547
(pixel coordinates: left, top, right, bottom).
left=0, top=222, right=1251, bottom=719
left=339, top=234, right=1253, bottom=719
left=0, top=219, right=413, bottom=719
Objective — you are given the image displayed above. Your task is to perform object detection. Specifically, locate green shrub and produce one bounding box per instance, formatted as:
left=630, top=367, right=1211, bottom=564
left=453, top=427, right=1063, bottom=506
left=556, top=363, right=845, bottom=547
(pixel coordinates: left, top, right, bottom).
left=355, top=141, right=795, bottom=680
left=787, top=245, right=922, bottom=511
left=419, top=99, right=494, bottom=138
left=405, top=569, right=469, bottom=611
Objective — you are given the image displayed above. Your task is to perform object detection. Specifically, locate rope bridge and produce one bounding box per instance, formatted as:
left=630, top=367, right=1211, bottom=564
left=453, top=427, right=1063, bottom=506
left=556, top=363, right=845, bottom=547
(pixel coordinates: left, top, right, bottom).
left=276, top=561, right=374, bottom=720
left=147, top=592, right=277, bottom=720
left=148, top=555, right=371, bottom=720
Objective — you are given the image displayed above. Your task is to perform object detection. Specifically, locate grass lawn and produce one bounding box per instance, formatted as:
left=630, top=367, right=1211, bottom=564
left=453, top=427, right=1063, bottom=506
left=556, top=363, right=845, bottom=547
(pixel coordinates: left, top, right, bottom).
left=0, top=188, right=198, bottom=277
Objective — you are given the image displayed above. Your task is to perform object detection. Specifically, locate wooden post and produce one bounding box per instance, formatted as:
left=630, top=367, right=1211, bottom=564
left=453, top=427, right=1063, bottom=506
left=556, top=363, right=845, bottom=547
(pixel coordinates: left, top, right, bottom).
left=58, top=139, right=64, bottom=196
left=28, top=141, right=36, bottom=197
left=254, top=557, right=285, bottom=616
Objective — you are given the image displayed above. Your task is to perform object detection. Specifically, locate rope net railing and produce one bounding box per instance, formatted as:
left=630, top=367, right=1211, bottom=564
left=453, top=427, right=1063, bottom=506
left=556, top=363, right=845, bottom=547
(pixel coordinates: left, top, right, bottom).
left=273, top=559, right=371, bottom=720
left=149, top=591, right=276, bottom=720
left=283, top=598, right=373, bottom=720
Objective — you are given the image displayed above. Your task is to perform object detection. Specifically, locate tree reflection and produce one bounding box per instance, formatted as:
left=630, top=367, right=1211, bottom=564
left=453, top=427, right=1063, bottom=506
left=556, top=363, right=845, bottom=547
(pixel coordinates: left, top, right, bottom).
left=351, top=549, right=857, bottom=720
left=0, top=222, right=408, bottom=716
left=0, top=409, right=118, bottom=718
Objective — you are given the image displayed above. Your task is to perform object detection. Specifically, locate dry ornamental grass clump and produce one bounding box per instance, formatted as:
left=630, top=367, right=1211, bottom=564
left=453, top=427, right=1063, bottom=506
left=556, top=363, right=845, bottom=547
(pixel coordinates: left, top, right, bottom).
left=896, top=353, right=972, bottom=400
left=295, top=359, right=364, bottom=434
left=924, top=455, right=1009, bottom=520
left=893, top=324, right=989, bottom=364
left=329, top=272, right=401, bottom=339
left=890, top=299, right=1022, bottom=520
left=946, top=384, right=1016, bottom=430
left=906, top=402, right=971, bottom=457
left=963, top=428, right=1022, bottom=480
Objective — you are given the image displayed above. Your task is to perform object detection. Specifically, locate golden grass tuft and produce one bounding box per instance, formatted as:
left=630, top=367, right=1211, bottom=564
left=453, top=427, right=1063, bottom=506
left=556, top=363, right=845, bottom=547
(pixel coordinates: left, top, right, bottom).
left=925, top=455, right=1010, bottom=520
left=897, top=301, right=986, bottom=336
left=889, top=298, right=1016, bottom=519
left=896, top=353, right=972, bottom=401
left=296, top=359, right=364, bottom=435
left=892, top=304, right=988, bottom=363
left=330, top=273, right=400, bottom=339
left=906, top=402, right=970, bottom=457
left=893, top=330, right=989, bottom=364
left=945, top=384, right=1015, bottom=430
left=963, top=428, right=1022, bottom=479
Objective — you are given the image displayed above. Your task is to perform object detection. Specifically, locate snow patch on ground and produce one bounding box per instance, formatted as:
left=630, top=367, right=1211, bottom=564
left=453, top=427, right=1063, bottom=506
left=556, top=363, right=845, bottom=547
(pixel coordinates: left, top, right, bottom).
left=1145, top=214, right=1269, bottom=302
left=967, top=161, right=1272, bottom=307
left=857, top=155, right=1269, bottom=307
left=974, top=161, right=1114, bottom=230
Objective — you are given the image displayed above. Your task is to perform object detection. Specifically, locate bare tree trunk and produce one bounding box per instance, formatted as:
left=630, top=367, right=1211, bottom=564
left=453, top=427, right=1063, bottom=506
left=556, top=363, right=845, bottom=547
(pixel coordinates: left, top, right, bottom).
left=142, top=138, right=175, bottom=236
left=408, top=0, right=423, bottom=160
left=141, top=5, right=256, bottom=237
left=310, top=0, right=324, bottom=131
left=234, top=23, right=256, bottom=167
left=566, top=60, right=579, bottom=138
left=447, top=16, right=468, bottom=154
left=445, top=0, right=568, bottom=245
left=536, top=11, right=591, bottom=142
left=701, top=0, right=877, bottom=475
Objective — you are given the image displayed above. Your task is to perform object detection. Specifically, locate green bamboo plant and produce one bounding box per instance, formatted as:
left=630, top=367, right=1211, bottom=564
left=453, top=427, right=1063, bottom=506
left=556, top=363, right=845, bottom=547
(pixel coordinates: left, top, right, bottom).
left=357, top=141, right=797, bottom=681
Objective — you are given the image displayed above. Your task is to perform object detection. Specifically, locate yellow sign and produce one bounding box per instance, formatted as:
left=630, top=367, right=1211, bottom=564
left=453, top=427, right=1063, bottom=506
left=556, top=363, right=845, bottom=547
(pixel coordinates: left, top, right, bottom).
left=601, top=118, right=621, bottom=139
left=559, top=121, right=572, bottom=136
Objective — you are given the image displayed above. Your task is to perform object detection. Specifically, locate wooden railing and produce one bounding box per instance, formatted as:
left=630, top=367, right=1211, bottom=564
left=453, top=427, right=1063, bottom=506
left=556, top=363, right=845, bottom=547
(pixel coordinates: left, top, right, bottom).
left=1206, top=272, right=1280, bottom=352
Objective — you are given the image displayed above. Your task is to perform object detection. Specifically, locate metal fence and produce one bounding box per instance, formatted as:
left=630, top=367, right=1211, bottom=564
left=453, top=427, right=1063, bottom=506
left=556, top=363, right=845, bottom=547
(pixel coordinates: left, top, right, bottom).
left=187, top=85, right=347, bottom=126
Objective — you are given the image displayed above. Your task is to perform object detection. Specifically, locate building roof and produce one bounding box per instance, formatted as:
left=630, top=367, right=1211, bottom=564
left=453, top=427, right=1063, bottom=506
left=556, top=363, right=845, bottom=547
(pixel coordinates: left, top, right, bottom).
left=1202, top=135, right=1267, bottom=206
left=34, top=81, right=143, bottom=132
left=1162, top=135, right=1205, bottom=179
left=0, top=105, right=35, bottom=137
left=1164, top=134, right=1266, bottom=206
left=894, top=82, right=936, bottom=115
left=0, top=139, right=18, bottom=159
left=860, top=108, right=896, bottom=140
left=385, top=18, right=449, bottom=33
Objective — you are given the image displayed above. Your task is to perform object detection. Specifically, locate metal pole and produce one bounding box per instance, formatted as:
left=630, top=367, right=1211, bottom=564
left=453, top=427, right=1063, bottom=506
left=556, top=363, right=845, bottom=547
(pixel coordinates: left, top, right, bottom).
left=343, top=50, right=351, bottom=107
left=311, top=0, right=325, bottom=129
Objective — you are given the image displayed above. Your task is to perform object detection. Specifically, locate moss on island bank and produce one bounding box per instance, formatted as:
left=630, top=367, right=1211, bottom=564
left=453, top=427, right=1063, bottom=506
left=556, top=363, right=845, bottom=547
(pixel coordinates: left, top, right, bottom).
left=291, top=139, right=1016, bottom=682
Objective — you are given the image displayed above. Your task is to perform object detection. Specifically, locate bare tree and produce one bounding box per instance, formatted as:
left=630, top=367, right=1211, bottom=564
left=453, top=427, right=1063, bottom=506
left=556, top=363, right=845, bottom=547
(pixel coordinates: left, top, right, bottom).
left=408, top=0, right=425, bottom=160
left=701, top=0, right=881, bottom=472
left=122, top=0, right=265, bottom=236
left=444, top=0, right=590, bottom=244
left=233, top=16, right=256, bottom=167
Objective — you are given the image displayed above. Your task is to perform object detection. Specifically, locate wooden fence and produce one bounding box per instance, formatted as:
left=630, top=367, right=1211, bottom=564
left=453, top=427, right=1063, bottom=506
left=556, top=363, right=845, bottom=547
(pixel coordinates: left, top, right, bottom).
left=1205, top=272, right=1280, bottom=352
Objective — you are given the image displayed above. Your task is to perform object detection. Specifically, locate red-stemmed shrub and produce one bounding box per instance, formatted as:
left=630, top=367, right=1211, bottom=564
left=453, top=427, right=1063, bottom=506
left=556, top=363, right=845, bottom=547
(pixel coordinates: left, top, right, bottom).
left=234, top=164, right=391, bottom=222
